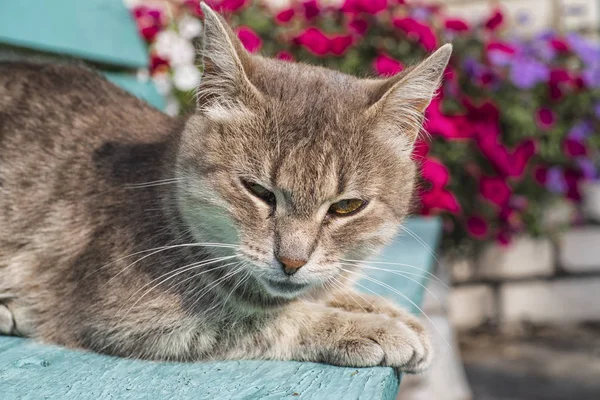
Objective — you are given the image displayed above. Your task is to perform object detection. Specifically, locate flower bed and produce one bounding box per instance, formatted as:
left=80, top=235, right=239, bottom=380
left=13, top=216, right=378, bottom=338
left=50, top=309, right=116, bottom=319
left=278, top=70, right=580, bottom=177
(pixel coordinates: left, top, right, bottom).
left=129, top=0, right=600, bottom=251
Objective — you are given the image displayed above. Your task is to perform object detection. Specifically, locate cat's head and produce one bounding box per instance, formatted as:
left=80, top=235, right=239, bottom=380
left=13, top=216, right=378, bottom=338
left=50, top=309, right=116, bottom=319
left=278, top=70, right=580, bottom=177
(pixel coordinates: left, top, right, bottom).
left=175, top=5, right=451, bottom=299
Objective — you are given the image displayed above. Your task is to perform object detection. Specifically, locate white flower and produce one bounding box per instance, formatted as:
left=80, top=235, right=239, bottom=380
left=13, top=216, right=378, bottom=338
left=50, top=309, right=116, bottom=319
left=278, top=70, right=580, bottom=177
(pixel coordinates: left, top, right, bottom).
left=154, top=31, right=180, bottom=59
left=155, top=30, right=196, bottom=67
left=179, top=15, right=203, bottom=40
left=165, top=95, right=181, bottom=117
left=122, top=0, right=143, bottom=8
left=173, top=64, right=201, bottom=91
left=262, top=0, right=292, bottom=11
left=136, top=69, right=150, bottom=83
left=152, top=72, right=173, bottom=96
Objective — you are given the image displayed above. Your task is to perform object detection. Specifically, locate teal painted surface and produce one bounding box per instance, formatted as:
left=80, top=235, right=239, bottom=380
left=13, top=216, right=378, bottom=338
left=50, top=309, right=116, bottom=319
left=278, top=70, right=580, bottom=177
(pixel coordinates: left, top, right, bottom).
left=0, top=0, right=148, bottom=69
left=0, top=217, right=440, bottom=399
left=105, top=72, right=166, bottom=111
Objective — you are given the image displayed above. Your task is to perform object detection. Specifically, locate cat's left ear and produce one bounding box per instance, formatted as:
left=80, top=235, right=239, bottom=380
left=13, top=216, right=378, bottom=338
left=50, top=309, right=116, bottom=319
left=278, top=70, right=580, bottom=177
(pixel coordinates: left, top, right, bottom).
left=366, top=44, right=452, bottom=152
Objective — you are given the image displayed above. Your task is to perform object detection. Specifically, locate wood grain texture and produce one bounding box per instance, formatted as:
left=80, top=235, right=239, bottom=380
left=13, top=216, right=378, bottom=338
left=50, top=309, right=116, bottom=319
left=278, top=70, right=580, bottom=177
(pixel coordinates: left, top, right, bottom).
left=0, top=218, right=441, bottom=399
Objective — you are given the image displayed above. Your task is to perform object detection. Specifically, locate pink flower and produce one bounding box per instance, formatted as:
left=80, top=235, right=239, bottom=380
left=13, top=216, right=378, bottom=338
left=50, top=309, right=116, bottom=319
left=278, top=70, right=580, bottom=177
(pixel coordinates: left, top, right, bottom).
left=217, top=0, right=247, bottom=12
left=132, top=6, right=164, bottom=42
left=425, top=98, right=472, bottom=140
left=534, top=166, right=548, bottom=185
left=536, top=107, right=556, bottom=130
left=420, top=189, right=461, bottom=215
left=150, top=54, right=169, bottom=74
left=236, top=27, right=262, bottom=53
left=294, top=28, right=329, bottom=56
left=342, top=0, right=388, bottom=14
left=373, top=53, right=404, bottom=76
left=330, top=35, right=354, bottom=56
left=183, top=0, right=204, bottom=17
left=564, top=168, right=584, bottom=201
left=550, top=38, right=570, bottom=53
left=422, top=158, right=450, bottom=188
left=480, top=176, right=511, bottom=207
left=393, top=17, right=437, bottom=52
left=412, top=139, right=430, bottom=160
left=303, top=0, right=320, bottom=19
left=549, top=69, right=572, bottom=100
left=563, top=138, right=588, bottom=157
left=496, top=229, right=512, bottom=246
left=276, top=51, right=294, bottom=61
left=485, top=8, right=504, bottom=31
left=466, top=216, right=488, bottom=239
left=444, top=18, right=470, bottom=32
left=349, top=18, right=368, bottom=35
left=275, top=9, right=295, bottom=23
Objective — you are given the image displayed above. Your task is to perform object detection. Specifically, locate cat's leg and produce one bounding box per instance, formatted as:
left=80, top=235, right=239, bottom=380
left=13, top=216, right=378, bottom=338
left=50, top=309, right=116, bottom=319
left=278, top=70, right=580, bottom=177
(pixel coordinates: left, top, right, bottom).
left=220, top=301, right=432, bottom=373
left=0, top=301, right=15, bottom=335
left=326, top=288, right=411, bottom=319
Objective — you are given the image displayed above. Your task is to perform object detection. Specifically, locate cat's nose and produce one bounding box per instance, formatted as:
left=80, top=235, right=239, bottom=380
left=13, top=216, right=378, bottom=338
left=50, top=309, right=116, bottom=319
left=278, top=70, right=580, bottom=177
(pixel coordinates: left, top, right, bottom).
left=277, top=256, right=307, bottom=276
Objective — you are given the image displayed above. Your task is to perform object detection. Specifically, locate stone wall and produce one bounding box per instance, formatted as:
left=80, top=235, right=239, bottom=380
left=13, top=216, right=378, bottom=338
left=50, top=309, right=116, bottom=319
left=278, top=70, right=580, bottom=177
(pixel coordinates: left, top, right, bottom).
left=449, top=183, right=600, bottom=330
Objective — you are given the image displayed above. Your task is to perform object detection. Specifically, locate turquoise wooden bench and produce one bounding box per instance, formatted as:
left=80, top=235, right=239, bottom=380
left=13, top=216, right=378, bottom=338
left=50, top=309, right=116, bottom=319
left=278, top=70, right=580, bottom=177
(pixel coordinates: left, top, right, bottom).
left=0, top=2, right=442, bottom=398
left=0, top=218, right=441, bottom=400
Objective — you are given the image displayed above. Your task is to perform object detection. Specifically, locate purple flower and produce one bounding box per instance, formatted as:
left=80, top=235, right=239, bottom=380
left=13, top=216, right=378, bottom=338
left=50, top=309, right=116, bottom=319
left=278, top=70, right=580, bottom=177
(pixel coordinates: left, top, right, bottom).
left=411, top=7, right=431, bottom=22
left=583, top=65, right=600, bottom=89
left=577, top=159, right=597, bottom=180
left=546, top=167, right=567, bottom=193
left=510, top=57, right=550, bottom=89
left=566, top=33, right=600, bottom=66
left=463, top=57, right=481, bottom=76
left=568, top=121, right=593, bottom=140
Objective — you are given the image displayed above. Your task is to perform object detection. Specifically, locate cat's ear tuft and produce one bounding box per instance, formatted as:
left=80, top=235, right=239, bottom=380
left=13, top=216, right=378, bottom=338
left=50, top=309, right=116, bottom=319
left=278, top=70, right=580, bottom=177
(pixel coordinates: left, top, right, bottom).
left=196, top=3, right=260, bottom=111
left=366, top=44, right=452, bottom=152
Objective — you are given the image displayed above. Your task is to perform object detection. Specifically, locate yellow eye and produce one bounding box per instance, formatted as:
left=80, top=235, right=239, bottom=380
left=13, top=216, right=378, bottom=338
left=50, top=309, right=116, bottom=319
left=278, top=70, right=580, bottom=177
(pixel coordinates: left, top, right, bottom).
left=328, top=199, right=367, bottom=216
left=242, top=180, right=276, bottom=205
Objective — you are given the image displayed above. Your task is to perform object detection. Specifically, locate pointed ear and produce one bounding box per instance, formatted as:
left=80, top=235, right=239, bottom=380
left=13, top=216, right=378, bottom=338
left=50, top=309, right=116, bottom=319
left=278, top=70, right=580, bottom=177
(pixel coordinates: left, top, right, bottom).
left=196, top=3, right=260, bottom=111
left=366, top=44, right=452, bottom=152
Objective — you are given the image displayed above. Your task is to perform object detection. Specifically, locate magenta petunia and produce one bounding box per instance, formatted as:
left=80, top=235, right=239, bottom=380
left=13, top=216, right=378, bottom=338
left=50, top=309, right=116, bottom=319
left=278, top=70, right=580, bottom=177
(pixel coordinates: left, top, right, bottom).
left=393, top=17, right=437, bottom=52
left=294, top=27, right=329, bottom=56
left=536, top=107, right=556, bottom=130
left=132, top=6, right=164, bottom=42
left=422, top=158, right=450, bottom=188
left=303, top=0, right=320, bottom=19
left=236, top=26, right=262, bottom=53
left=275, top=8, right=295, bottom=23
left=373, top=53, right=403, bottom=76
left=329, top=35, right=354, bottom=56
left=466, top=216, right=488, bottom=239
left=217, top=0, right=247, bottom=12
left=349, top=18, right=368, bottom=35
left=550, top=38, right=570, bottom=53
left=563, top=138, right=588, bottom=157
left=444, top=18, right=470, bottom=32
left=485, top=8, right=504, bottom=31
left=564, top=168, right=584, bottom=201
left=276, top=51, right=294, bottom=61
left=480, top=176, right=511, bottom=207
left=342, top=0, right=388, bottom=14
left=420, top=189, right=461, bottom=215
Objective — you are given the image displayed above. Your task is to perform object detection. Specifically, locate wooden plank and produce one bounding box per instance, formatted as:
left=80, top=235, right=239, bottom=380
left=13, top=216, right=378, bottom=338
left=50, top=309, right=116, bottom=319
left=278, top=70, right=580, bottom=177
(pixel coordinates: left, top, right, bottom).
left=0, top=0, right=148, bottom=69
left=0, top=218, right=441, bottom=399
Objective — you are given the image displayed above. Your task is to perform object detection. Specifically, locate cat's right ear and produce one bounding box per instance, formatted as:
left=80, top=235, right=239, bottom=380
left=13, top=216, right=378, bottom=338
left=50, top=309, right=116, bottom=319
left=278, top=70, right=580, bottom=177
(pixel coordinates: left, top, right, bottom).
left=196, top=3, right=261, bottom=113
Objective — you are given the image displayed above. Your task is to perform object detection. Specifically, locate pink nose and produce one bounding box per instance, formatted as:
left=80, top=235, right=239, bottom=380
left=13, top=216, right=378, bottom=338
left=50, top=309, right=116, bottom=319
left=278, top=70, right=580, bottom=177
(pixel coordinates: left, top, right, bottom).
left=277, top=256, right=307, bottom=276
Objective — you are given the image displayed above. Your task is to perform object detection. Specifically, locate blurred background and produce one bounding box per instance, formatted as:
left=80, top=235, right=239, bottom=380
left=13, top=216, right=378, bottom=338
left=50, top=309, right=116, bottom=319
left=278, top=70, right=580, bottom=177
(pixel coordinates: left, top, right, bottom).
left=2, top=0, right=599, bottom=399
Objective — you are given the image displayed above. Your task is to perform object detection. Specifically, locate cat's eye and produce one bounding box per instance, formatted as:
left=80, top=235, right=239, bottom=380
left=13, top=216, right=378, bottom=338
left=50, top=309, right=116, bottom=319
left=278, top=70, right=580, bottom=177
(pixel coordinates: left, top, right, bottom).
left=242, top=180, right=276, bottom=206
left=327, top=199, right=367, bottom=217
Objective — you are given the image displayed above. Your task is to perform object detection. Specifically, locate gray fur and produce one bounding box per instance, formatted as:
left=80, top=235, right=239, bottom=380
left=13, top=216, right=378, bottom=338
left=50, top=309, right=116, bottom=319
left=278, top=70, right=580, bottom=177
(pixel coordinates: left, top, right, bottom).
left=0, top=4, right=450, bottom=372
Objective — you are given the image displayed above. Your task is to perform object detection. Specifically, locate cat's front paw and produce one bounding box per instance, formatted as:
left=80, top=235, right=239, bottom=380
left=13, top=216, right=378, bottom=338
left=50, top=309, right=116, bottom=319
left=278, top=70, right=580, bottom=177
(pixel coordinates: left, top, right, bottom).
left=319, top=312, right=432, bottom=373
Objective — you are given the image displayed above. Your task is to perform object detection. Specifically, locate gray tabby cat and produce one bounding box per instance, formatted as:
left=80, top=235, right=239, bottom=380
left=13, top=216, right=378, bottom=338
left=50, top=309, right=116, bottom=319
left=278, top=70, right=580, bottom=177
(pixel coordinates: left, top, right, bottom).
left=0, top=4, right=451, bottom=372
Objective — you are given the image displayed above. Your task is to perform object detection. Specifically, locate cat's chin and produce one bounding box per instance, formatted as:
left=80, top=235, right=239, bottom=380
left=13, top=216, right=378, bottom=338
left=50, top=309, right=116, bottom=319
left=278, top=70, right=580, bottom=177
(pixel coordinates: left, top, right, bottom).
left=258, top=277, right=312, bottom=299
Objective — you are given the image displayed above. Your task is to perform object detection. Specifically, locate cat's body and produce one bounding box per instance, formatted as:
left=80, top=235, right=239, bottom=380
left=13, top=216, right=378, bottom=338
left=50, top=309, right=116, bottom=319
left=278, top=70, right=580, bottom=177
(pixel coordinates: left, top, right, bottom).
left=0, top=5, right=451, bottom=371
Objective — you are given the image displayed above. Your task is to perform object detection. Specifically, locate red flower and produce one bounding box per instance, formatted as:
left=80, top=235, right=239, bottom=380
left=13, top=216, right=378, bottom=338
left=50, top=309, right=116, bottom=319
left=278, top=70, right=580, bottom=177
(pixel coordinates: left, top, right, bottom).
left=496, top=228, right=512, bottom=246
left=342, top=0, right=388, bottom=14
left=550, top=38, right=569, bottom=53
left=420, top=189, right=461, bottom=215
left=132, top=6, right=164, bottom=42
left=563, top=138, right=588, bottom=157
left=564, top=168, right=584, bottom=201
left=422, top=158, right=450, bottom=188
left=236, top=27, right=262, bottom=53
left=485, top=8, right=504, bottom=31
left=217, top=0, right=247, bottom=12
left=536, top=107, right=556, bottom=130
left=150, top=54, right=169, bottom=74
left=349, top=18, right=368, bottom=35
left=275, top=9, right=295, bottom=23
left=330, top=35, right=354, bottom=56
left=534, top=166, right=548, bottom=185
left=303, top=0, right=320, bottom=19
left=393, top=17, right=437, bottom=52
left=294, top=28, right=329, bottom=56
left=373, top=53, right=403, bottom=76
left=444, top=18, right=470, bottom=32
left=549, top=69, right=572, bottom=100
left=480, top=176, right=511, bottom=207
left=425, top=98, right=472, bottom=140
left=466, top=216, right=488, bottom=239
left=276, top=51, right=294, bottom=61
